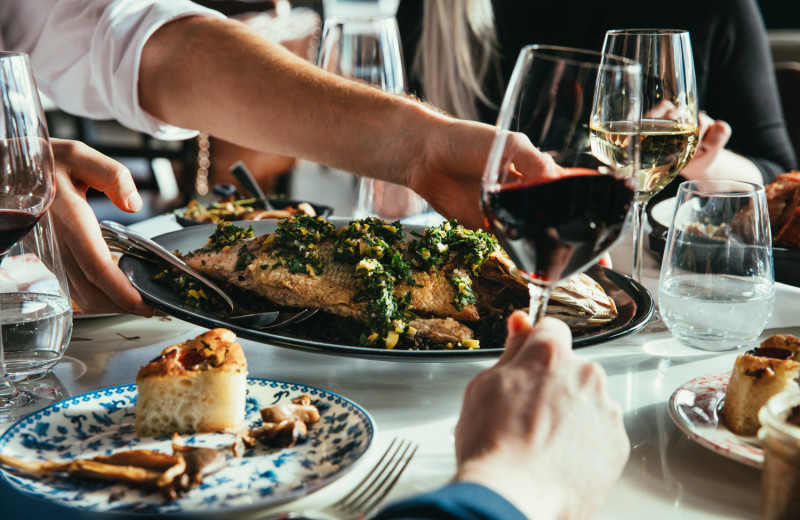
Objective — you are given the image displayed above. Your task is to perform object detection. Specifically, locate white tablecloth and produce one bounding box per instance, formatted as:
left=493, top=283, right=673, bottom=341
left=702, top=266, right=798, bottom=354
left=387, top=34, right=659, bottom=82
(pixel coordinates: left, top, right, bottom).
left=2, top=207, right=797, bottom=519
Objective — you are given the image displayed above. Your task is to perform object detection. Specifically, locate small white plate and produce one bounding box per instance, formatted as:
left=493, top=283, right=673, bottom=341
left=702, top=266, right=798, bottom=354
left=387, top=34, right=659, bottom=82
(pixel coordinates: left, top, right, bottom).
left=0, top=378, right=375, bottom=515
left=668, top=371, right=764, bottom=468
left=649, top=198, right=676, bottom=228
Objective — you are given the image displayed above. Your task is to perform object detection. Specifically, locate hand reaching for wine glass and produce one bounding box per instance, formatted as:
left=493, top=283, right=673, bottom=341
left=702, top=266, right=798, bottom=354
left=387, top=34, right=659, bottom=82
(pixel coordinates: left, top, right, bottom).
left=481, top=45, right=641, bottom=322
left=665, top=110, right=762, bottom=184
left=407, top=119, right=561, bottom=231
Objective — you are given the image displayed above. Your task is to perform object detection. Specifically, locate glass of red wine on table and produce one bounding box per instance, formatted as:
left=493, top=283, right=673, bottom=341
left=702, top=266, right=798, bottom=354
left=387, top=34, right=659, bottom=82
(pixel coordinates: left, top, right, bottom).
left=0, top=52, right=61, bottom=419
left=481, top=45, right=642, bottom=323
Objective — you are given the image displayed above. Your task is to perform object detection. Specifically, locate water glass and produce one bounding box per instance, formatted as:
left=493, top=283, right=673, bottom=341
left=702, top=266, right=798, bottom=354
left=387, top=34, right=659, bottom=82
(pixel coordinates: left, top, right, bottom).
left=1, top=212, right=72, bottom=380
left=317, top=14, right=428, bottom=221
left=658, top=180, right=774, bottom=351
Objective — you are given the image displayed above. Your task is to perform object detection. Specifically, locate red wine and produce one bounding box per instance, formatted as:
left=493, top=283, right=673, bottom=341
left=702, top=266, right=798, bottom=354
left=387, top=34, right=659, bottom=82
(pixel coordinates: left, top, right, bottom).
left=485, top=173, right=633, bottom=284
left=0, top=210, right=42, bottom=255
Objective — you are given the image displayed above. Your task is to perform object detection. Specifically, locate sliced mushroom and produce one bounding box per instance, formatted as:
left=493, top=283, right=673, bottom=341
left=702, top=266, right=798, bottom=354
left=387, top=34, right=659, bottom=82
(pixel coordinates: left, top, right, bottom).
left=260, top=395, right=320, bottom=424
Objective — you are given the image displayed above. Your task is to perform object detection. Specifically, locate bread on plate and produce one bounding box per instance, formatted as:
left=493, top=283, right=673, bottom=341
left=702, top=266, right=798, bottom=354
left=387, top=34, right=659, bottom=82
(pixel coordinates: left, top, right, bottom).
left=135, top=328, right=248, bottom=437
left=722, top=334, right=800, bottom=436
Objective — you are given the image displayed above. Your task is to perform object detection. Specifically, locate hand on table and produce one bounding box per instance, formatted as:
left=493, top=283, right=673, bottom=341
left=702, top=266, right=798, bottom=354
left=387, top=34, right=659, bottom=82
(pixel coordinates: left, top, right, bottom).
left=454, top=312, right=629, bottom=520
left=48, top=139, right=154, bottom=317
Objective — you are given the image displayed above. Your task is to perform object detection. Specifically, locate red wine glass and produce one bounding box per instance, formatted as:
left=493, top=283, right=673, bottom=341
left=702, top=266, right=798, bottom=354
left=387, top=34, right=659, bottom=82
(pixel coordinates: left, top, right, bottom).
left=0, top=52, right=56, bottom=416
left=481, top=45, right=641, bottom=323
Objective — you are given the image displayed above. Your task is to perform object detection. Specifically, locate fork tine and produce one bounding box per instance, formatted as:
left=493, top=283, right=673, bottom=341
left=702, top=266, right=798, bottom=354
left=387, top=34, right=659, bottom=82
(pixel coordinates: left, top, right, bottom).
left=332, top=438, right=417, bottom=520
left=260, top=308, right=319, bottom=329
left=334, top=438, right=401, bottom=510
left=357, top=443, right=417, bottom=519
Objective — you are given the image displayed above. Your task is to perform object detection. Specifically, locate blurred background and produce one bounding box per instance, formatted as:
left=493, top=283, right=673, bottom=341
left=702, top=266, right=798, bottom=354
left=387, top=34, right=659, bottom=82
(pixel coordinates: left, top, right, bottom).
left=42, top=0, right=799, bottom=224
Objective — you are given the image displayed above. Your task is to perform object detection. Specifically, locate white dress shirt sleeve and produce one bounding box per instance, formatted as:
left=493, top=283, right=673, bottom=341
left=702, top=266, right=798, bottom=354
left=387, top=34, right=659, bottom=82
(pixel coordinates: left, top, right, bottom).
left=0, top=0, right=225, bottom=140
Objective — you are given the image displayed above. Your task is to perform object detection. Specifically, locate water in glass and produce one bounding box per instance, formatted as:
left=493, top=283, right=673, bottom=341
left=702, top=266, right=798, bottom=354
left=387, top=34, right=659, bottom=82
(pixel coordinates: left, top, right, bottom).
left=658, top=180, right=774, bottom=352
left=659, top=274, right=774, bottom=351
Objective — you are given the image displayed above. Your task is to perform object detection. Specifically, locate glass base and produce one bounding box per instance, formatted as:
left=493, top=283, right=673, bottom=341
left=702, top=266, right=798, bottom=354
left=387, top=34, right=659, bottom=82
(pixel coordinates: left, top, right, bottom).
left=641, top=308, right=669, bottom=333
left=0, top=377, right=65, bottom=423
left=0, top=385, right=34, bottom=422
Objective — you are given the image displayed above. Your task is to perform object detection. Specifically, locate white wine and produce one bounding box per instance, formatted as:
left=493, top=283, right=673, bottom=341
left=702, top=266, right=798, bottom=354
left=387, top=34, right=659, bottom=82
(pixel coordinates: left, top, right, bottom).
left=590, top=119, right=699, bottom=199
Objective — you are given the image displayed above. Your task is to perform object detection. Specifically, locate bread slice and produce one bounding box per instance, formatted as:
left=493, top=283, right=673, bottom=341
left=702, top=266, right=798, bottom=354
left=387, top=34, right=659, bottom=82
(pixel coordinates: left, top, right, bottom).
left=722, top=334, right=800, bottom=436
left=135, top=328, right=248, bottom=437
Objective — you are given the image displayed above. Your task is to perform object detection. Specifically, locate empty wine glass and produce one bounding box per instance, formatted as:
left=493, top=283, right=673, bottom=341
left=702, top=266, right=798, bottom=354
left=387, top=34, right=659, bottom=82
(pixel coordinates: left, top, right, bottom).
left=601, top=29, right=699, bottom=282
left=481, top=45, right=641, bottom=322
left=317, top=14, right=428, bottom=221
left=0, top=52, right=58, bottom=418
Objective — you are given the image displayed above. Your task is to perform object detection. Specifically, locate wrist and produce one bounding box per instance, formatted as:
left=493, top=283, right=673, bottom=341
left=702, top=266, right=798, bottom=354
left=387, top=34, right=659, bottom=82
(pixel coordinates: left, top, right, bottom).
left=455, top=457, right=564, bottom=520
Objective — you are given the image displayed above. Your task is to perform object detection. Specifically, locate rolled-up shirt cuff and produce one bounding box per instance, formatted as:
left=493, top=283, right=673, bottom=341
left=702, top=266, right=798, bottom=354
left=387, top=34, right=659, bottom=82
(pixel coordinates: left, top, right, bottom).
left=29, top=0, right=225, bottom=140
left=95, top=2, right=226, bottom=140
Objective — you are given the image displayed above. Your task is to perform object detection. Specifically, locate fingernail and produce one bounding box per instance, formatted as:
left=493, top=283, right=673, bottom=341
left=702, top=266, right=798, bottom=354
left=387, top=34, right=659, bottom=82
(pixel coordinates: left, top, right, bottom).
left=127, top=192, right=143, bottom=212
left=507, top=311, right=530, bottom=335
left=136, top=303, right=155, bottom=317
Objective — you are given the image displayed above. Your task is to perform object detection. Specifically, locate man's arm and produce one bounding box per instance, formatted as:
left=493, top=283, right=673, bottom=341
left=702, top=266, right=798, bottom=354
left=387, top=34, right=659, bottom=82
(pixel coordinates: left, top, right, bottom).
left=138, top=15, right=556, bottom=229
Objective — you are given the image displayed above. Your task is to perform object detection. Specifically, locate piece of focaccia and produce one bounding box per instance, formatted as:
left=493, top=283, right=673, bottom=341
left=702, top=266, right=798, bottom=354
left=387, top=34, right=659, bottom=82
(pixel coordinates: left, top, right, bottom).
left=722, top=334, right=800, bottom=436
left=136, top=328, right=248, bottom=437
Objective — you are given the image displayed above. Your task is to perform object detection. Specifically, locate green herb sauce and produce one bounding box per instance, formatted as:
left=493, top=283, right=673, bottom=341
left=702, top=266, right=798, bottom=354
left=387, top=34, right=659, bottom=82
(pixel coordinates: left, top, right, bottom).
left=198, top=222, right=254, bottom=253
left=263, top=215, right=335, bottom=275
left=334, top=218, right=417, bottom=347
left=408, top=219, right=498, bottom=275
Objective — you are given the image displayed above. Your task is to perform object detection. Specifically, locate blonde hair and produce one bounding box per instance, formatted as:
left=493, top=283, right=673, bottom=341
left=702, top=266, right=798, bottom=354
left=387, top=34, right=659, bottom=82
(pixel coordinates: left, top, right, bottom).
left=412, top=0, right=498, bottom=120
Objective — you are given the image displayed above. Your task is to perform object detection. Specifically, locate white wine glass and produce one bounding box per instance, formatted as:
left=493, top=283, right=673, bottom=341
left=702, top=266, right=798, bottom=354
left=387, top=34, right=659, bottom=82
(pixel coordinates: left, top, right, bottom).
left=0, top=52, right=57, bottom=418
left=482, top=45, right=641, bottom=322
left=317, top=14, right=428, bottom=221
left=601, top=29, right=699, bottom=282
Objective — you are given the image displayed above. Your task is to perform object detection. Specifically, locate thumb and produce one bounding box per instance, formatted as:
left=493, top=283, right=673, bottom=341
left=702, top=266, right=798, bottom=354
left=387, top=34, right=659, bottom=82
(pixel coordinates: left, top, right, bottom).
left=496, top=310, right=534, bottom=365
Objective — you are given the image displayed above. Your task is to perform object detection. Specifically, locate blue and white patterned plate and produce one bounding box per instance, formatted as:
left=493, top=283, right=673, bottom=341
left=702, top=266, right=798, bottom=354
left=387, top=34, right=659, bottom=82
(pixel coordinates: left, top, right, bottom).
left=0, top=378, right=374, bottom=515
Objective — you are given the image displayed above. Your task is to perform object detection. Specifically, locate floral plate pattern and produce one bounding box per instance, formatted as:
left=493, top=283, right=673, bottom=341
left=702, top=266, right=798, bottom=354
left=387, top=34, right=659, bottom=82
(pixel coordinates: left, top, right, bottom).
left=668, top=370, right=763, bottom=468
left=0, top=378, right=374, bottom=515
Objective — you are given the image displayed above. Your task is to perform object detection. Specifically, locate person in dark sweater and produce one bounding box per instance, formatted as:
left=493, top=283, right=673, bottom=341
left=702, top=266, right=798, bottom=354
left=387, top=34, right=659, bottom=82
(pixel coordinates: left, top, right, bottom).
left=396, top=0, right=798, bottom=185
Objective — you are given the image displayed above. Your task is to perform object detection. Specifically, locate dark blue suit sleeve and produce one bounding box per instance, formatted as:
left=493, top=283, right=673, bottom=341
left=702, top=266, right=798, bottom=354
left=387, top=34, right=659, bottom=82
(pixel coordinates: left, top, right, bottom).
left=372, top=482, right=528, bottom=520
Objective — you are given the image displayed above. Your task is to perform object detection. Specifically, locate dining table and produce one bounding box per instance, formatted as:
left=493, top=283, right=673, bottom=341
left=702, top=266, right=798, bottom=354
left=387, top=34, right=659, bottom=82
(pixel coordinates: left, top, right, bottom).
left=1, top=163, right=798, bottom=520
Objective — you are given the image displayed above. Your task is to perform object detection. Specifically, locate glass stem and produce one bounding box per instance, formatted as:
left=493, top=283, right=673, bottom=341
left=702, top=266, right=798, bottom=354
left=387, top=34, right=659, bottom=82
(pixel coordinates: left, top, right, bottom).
left=631, top=199, right=647, bottom=283
left=529, top=284, right=552, bottom=324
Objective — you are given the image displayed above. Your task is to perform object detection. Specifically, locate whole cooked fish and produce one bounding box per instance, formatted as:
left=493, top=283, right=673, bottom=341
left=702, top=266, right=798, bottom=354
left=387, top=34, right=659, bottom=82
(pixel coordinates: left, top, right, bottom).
left=182, top=217, right=617, bottom=349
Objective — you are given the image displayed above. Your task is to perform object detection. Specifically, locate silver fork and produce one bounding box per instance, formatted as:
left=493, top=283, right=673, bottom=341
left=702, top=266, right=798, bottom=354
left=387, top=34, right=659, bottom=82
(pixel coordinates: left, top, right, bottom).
left=266, top=438, right=418, bottom=520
